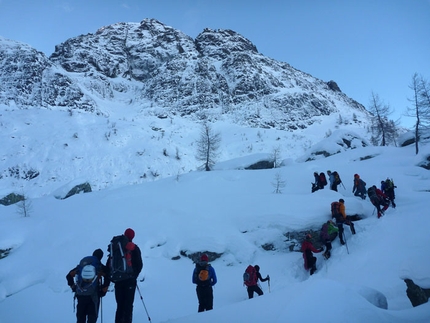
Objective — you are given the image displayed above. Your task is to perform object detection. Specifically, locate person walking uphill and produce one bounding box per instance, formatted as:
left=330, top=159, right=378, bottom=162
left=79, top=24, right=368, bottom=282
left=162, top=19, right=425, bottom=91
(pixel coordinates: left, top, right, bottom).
left=192, top=254, right=217, bottom=312
left=301, top=234, right=323, bottom=275
left=320, top=220, right=339, bottom=259
left=66, top=248, right=110, bottom=323
left=107, top=228, right=143, bottom=323
left=243, top=265, right=270, bottom=299
left=331, top=199, right=356, bottom=245
left=352, top=174, right=367, bottom=200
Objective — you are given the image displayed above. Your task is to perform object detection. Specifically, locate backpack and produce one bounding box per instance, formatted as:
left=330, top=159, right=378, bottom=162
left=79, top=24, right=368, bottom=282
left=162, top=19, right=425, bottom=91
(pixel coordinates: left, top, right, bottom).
left=367, top=186, right=378, bottom=202
left=385, top=179, right=394, bottom=190
left=331, top=202, right=341, bottom=219
left=108, top=235, right=135, bottom=283
left=243, top=265, right=258, bottom=287
left=75, top=256, right=100, bottom=296
left=319, top=173, right=327, bottom=186
left=195, top=263, right=211, bottom=286
left=333, top=171, right=341, bottom=185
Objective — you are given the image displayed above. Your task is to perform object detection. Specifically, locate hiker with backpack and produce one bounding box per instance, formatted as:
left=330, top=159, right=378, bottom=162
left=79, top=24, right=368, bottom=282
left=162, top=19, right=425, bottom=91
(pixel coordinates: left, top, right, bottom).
left=301, top=234, right=323, bottom=275
left=107, top=228, right=143, bottom=323
left=381, top=178, right=397, bottom=208
left=331, top=198, right=356, bottom=245
left=192, top=254, right=217, bottom=312
left=327, top=170, right=342, bottom=191
left=312, top=172, right=327, bottom=193
left=66, top=248, right=110, bottom=323
left=367, top=185, right=389, bottom=218
left=320, top=220, right=339, bottom=259
left=352, top=174, right=367, bottom=200
left=243, top=265, right=270, bottom=299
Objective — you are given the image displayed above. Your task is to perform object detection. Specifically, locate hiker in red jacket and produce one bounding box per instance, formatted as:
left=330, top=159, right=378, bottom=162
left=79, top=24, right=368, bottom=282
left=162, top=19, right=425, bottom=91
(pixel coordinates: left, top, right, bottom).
left=301, top=234, right=323, bottom=275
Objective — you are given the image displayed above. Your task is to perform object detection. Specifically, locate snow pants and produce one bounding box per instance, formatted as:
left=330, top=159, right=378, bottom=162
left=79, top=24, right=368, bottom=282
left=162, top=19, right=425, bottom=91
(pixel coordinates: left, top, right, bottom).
left=196, top=285, right=213, bottom=312
left=114, top=279, right=137, bottom=323
left=76, top=295, right=99, bottom=323
left=247, top=284, right=263, bottom=299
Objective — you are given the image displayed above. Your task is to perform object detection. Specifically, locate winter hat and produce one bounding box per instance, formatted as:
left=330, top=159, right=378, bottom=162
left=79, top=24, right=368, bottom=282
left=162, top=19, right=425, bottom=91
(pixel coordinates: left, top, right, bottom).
left=339, top=198, right=345, bottom=203
left=306, top=233, right=312, bottom=240
left=200, top=254, right=209, bottom=262
left=124, top=228, right=135, bottom=241
left=92, top=248, right=104, bottom=261
left=254, top=265, right=260, bottom=272
left=354, top=174, right=359, bottom=178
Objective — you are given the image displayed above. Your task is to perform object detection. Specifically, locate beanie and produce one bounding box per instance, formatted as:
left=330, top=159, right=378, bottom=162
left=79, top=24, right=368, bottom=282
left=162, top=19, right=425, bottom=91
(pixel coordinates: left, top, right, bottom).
left=92, top=248, right=104, bottom=261
left=200, top=254, right=209, bottom=262
left=124, top=228, right=135, bottom=241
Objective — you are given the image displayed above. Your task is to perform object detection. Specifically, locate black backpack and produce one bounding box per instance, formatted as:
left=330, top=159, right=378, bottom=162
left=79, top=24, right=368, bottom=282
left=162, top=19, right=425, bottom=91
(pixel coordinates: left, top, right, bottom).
left=367, top=186, right=378, bottom=202
left=108, top=235, right=135, bottom=283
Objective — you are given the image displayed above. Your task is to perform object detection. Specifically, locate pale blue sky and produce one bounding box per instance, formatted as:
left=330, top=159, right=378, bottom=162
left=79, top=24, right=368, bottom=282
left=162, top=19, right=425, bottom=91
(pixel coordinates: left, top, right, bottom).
left=1, top=0, right=429, bottom=127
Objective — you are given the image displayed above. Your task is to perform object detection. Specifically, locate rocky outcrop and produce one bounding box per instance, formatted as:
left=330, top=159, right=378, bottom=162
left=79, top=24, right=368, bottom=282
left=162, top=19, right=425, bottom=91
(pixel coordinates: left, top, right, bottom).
left=404, top=279, right=430, bottom=307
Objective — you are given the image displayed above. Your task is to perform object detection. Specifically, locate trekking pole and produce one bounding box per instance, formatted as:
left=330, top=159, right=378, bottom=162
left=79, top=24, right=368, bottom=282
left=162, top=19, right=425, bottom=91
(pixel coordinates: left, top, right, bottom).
left=343, top=232, right=350, bottom=254
left=268, top=278, right=271, bottom=293
left=100, top=296, right=103, bottom=323
left=136, top=284, right=152, bottom=322
left=341, top=182, right=346, bottom=190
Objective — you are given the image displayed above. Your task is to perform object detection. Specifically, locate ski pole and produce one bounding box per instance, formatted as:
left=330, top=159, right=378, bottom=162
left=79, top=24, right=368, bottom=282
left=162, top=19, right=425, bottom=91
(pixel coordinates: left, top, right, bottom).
left=100, top=296, right=103, bottom=323
left=136, top=284, right=152, bottom=322
left=341, top=182, right=346, bottom=190
left=268, top=278, right=271, bottom=293
left=343, top=232, right=349, bottom=254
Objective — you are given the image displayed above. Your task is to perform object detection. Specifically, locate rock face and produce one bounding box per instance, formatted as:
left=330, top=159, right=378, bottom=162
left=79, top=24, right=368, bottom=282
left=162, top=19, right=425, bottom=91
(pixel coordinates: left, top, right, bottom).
left=404, top=279, right=430, bottom=307
left=1, top=18, right=368, bottom=130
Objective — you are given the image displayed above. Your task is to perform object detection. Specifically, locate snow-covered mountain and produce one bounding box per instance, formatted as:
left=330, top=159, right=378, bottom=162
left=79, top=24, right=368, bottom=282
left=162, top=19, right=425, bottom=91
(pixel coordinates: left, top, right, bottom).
left=0, top=18, right=373, bottom=198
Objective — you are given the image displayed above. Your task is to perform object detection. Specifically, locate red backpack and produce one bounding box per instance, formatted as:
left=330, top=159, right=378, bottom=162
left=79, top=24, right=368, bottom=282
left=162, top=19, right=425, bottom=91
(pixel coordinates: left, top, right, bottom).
left=243, top=265, right=258, bottom=286
left=319, top=173, right=327, bottom=186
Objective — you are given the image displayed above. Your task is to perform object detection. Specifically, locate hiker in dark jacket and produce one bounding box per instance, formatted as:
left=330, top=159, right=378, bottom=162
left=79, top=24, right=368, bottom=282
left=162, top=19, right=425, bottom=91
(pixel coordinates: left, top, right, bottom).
left=301, top=234, right=323, bottom=275
left=246, top=265, right=270, bottom=299
left=192, top=254, right=217, bottom=312
left=66, top=248, right=110, bottom=323
left=381, top=178, right=396, bottom=208
left=320, top=220, right=339, bottom=259
left=107, top=228, right=143, bottom=323
left=352, top=174, right=366, bottom=200
left=368, top=185, right=389, bottom=218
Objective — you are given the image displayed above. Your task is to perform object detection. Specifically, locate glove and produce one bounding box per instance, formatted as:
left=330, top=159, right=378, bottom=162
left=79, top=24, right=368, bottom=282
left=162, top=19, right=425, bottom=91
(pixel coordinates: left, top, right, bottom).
left=266, top=275, right=270, bottom=281
left=319, top=247, right=324, bottom=252
left=71, top=284, right=76, bottom=293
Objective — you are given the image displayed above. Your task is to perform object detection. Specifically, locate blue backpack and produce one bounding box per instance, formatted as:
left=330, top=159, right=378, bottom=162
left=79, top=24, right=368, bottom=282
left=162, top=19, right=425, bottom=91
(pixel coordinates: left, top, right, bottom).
left=75, top=256, right=101, bottom=296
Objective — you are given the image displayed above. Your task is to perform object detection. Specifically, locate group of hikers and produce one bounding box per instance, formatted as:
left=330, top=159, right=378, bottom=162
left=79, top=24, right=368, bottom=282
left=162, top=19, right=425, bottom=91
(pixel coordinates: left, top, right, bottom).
left=66, top=228, right=143, bottom=323
left=304, top=171, right=398, bottom=275
left=312, top=170, right=342, bottom=192
left=67, top=175, right=398, bottom=321
left=312, top=170, right=397, bottom=218
left=192, top=254, right=271, bottom=313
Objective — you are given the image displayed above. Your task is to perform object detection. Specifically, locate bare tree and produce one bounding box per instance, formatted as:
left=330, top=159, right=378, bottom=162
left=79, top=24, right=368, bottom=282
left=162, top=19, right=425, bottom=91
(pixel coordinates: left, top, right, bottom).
left=406, top=73, right=430, bottom=154
left=368, top=92, right=395, bottom=146
left=271, top=145, right=282, bottom=168
left=16, top=193, right=32, bottom=217
left=196, top=122, right=221, bottom=171
left=272, top=172, right=286, bottom=194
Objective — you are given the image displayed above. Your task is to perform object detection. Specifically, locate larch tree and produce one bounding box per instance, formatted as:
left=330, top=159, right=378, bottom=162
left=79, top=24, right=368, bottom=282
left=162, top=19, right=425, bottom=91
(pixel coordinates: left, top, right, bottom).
left=196, top=122, right=221, bottom=171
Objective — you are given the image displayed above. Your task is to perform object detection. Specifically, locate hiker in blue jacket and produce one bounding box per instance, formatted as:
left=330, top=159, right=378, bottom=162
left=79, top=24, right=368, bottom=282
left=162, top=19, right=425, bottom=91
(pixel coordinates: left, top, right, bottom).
left=192, top=254, right=217, bottom=312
